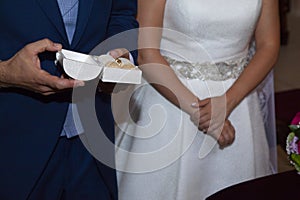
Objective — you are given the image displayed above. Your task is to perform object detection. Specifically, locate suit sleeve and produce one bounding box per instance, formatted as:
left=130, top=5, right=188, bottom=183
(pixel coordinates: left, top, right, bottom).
left=106, top=0, right=139, bottom=63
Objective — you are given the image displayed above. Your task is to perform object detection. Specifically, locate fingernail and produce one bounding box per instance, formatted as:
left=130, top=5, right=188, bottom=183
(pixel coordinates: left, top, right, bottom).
left=53, top=43, right=62, bottom=49
left=109, top=51, right=118, bottom=58
left=75, top=81, right=85, bottom=87
left=191, top=102, right=198, bottom=107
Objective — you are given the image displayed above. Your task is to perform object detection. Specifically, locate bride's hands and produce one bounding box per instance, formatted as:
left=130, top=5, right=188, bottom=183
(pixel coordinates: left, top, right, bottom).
left=189, top=95, right=236, bottom=148
left=191, top=94, right=236, bottom=134
left=212, top=119, right=235, bottom=148
left=194, top=117, right=235, bottom=148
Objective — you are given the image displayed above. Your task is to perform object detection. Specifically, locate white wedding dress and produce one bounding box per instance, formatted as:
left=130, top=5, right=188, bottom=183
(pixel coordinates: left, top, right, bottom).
left=115, top=0, right=274, bottom=199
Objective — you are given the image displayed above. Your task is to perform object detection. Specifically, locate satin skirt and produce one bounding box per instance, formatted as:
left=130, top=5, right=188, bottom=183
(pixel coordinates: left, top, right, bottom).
left=114, top=76, right=273, bottom=200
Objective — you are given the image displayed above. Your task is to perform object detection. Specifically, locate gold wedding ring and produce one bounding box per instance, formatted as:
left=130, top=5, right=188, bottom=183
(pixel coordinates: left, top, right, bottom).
left=107, top=58, right=136, bottom=69
left=115, top=58, right=122, bottom=66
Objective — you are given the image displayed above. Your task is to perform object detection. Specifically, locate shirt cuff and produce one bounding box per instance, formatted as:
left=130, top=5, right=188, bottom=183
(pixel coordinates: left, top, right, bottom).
left=129, top=53, right=134, bottom=64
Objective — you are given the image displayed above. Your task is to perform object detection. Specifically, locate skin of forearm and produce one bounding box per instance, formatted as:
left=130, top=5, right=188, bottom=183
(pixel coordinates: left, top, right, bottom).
left=138, top=50, right=199, bottom=115
left=137, top=1, right=200, bottom=116
left=0, top=61, right=7, bottom=88
left=225, top=0, right=280, bottom=116
left=226, top=43, right=279, bottom=115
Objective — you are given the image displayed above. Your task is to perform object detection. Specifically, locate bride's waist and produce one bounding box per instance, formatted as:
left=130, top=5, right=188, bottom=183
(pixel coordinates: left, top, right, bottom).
left=164, top=55, right=249, bottom=81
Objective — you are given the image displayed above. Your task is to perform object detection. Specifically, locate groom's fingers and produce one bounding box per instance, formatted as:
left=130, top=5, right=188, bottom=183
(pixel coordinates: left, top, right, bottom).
left=109, top=48, right=129, bottom=59
left=27, top=38, right=62, bottom=55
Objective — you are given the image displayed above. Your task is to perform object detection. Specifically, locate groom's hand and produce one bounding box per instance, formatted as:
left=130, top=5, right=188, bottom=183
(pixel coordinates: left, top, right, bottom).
left=109, top=48, right=130, bottom=60
left=0, top=38, right=84, bottom=95
left=97, top=48, right=131, bottom=94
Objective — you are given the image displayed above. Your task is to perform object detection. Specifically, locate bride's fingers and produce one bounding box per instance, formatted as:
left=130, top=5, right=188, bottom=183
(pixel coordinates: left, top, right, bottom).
left=199, top=113, right=210, bottom=124
left=190, top=110, right=200, bottom=125
left=198, top=121, right=210, bottom=132
left=217, top=134, right=227, bottom=148
left=191, top=98, right=210, bottom=108
left=199, top=118, right=224, bottom=135
left=191, top=110, right=210, bottom=125
left=208, top=125, right=230, bottom=148
left=220, top=123, right=235, bottom=147
left=207, top=119, right=225, bottom=133
left=227, top=123, right=236, bottom=144
left=222, top=132, right=232, bottom=146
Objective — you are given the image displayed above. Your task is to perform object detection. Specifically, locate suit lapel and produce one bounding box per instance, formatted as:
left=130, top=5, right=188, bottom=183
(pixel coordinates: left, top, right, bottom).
left=36, top=0, right=69, bottom=45
left=71, top=0, right=94, bottom=48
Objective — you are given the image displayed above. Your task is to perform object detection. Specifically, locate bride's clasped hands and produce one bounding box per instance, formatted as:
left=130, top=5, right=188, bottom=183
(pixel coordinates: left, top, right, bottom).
left=190, top=96, right=236, bottom=148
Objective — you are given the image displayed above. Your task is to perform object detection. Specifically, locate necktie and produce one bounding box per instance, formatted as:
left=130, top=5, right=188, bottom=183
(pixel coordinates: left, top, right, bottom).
left=57, top=0, right=83, bottom=138
left=57, top=0, right=79, bottom=43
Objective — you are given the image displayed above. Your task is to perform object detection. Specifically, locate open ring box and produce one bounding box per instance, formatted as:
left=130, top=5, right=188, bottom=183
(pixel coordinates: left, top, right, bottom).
left=56, top=49, right=142, bottom=84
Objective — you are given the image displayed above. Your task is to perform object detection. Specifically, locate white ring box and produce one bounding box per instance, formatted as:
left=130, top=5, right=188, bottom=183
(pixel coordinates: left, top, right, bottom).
left=56, top=49, right=142, bottom=84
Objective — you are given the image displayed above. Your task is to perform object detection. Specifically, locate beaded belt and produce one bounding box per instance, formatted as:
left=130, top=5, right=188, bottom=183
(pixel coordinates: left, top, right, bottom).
left=164, top=56, right=249, bottom=81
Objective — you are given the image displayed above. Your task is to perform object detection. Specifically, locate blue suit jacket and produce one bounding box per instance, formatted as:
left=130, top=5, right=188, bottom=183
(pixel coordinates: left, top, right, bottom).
left=0, top=0, right=138, bottom=199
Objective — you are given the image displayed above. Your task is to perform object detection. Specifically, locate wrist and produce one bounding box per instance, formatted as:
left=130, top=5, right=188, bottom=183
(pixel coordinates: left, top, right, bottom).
left=185, top=97, right=201, bottom=120
left=0, top=60, right=3, bottom=87
left=225, top=91, right=240, bottom=117
left=0, top=60, right=8, bottom=88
